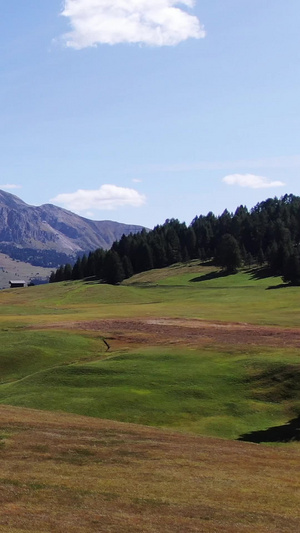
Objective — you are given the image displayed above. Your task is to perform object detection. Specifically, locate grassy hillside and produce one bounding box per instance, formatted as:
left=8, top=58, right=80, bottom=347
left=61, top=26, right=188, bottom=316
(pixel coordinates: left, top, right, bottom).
left=0, top=262, right=299, bottom=442
left=0, top=344, right=299, bottom=440
left=1, top=405, right=300, bottom=532
left=0, top=262, right=299, bottom=326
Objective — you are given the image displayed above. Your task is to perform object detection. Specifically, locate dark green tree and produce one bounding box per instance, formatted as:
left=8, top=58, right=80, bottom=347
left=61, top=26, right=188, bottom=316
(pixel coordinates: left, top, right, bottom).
left=63, top=263, right=72, bottom=280
left=257, top=247, right=265, bottom=266
left=216, top=234, right=241, bottom=273
left=122, top=255, right=134, bottom=279
left=55, top=265, right=65, bottom=282
left=165, top=226, right=182, bottom=264
left=103, top=251, right=125, bottom=285
left=185, top=227, right=197, bottom=259
left=86, top=252, right=96, bottom=277
left=94, top=249, right=106, bottom=279
left=150, top=233, right=167, bottom=268
left=282, top=250, right=300, bottom=285
left=72, top=257, right=83, bottom=280
left=134, top=242, right=153, bottom=273
left=81, top=254, right=88, bottom=278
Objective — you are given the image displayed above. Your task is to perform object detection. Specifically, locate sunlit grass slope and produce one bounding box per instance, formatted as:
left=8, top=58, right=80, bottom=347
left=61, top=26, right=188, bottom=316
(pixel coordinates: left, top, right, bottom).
left=0, top=330, right=102, bottom=383
left=0, top=261, right=299, bottom=441
left=1, top=343, right=300, bottom=440
left=0, top=262, right=299, bottom=326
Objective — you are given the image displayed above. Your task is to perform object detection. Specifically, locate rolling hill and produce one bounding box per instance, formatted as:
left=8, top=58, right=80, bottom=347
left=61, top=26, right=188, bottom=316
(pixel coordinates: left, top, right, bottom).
left=0, top=262, right=300, bottom=530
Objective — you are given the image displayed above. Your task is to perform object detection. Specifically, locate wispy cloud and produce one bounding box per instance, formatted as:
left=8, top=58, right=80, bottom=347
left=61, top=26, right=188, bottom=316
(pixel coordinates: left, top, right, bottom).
left=51, top=184, right=146, bottom=212
left=132, top=178, right=142, bottom=183
left=0, top=184, right=22, bottom=190
left=60, top=0, right=204, bottom=48
left=222, top=174, right=285, bottom=189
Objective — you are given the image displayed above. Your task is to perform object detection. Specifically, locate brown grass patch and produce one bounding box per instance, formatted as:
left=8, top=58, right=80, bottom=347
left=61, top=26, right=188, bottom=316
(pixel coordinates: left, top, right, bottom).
left=31, top=317, right=300, bottom=350
left=0, top=405, right=299, bottom=532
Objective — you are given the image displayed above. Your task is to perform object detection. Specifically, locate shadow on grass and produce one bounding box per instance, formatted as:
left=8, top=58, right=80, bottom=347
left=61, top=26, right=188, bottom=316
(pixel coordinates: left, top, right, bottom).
left=82, top=276, right=103, bottom=285
left=247, top=266, right=289, bottom=290
left=266, top=284, right=290, bottom=290
left=189, top=270, right=230, bottom=283
left=247, top=266, right=274, bottom=280
left=238, top=415, right=300, bottom=443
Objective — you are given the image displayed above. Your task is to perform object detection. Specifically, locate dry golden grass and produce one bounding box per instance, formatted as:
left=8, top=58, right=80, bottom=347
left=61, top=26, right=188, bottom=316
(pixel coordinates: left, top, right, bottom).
left=0, top=405, right=299, bottom=532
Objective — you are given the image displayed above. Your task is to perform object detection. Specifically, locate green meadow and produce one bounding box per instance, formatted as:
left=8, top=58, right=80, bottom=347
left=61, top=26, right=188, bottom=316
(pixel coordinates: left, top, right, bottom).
left=0, top=262, right=299, bottom=326
left=0, top=262, right=299, bottom=441
left=1, top=344, right=300, bottom=440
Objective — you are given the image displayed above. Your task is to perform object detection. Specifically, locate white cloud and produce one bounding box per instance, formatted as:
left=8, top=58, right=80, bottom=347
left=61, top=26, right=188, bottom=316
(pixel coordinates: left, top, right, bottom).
left=0, top=184, right=22, bottom=190
left=132, top=178, right=142, bottom=183
left=51, top=184, right=146, bottom=212
left=222, top=174, right=285, bottom=189
left=61, top=0, right=204, bottom=48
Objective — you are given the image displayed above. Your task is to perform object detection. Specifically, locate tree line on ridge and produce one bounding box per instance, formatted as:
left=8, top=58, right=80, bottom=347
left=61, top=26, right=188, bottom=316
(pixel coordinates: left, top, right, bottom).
left=50, top=194, right=300, bottom=285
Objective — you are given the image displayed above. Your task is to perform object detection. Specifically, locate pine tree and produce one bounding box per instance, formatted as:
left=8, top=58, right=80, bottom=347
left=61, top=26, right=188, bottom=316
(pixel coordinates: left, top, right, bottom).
left=165, top=226, right=182, bottom=264
left=81, top=254, right=88, bottom=278
left=216, top=234, right=241, bottom=273
left=63, top=263, right=72, bottom=280
left=122, top=255, right=134, bottom=279
left=282, top=250, right=300, bottom=285
left=86, top=252, right=96, bottom=278
left=94, top=249, right=106, bottom=279
left=134, top=242, right=153, bottom=273
left=103, top=251, right=125, bottom=285
left=72, top=257, right=83, bottom=280
left=185, top=227, right=197, bottom=259
left=257, top=248, right=265, bottom=266
left=55, top=265, right=64, bottom=282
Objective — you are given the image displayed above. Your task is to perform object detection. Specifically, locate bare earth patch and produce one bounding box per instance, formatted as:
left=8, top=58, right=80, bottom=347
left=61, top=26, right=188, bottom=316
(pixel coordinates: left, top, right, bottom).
left=33, top=317, right=300, bottom=349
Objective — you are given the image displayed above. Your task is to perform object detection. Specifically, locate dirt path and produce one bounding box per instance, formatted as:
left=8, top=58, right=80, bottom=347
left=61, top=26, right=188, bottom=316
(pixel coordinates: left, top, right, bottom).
left=34, top=318, right=300, bottom=349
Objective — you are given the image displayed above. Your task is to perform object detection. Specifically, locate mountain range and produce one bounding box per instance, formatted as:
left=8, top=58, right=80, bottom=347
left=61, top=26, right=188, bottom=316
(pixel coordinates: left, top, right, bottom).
left=0, top=190, right=144, bottom=268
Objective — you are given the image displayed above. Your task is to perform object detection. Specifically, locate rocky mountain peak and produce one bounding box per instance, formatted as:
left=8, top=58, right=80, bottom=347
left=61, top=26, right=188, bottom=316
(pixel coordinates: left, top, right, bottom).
left=0, top=190, right=144, bottom=267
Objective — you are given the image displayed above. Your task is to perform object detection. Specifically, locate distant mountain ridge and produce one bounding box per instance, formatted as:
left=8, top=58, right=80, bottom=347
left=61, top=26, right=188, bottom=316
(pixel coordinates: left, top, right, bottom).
left=0, top=190, right=144, bottom=267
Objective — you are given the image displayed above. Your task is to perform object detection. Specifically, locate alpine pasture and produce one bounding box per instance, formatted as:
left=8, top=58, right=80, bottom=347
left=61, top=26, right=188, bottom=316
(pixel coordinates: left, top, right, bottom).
left=0, top=262, right=300, bottom=531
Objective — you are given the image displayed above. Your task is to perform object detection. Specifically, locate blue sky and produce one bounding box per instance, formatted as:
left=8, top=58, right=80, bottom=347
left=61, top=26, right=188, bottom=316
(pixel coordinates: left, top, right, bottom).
left=0, top=1, right=299, bottom=228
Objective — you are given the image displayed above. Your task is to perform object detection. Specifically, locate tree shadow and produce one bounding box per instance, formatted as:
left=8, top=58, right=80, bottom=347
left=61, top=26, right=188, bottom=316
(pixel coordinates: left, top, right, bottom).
left=189, top=270, right=230, bottom=283
left=82, top=277, right=103, bottom=285
left=248, top=266, right=275, bottom=280
left=248, top=266, right=289, bottom=290
left=238, top=415, right=300, bottom=443
left=266, top=284, right=289, bottom=290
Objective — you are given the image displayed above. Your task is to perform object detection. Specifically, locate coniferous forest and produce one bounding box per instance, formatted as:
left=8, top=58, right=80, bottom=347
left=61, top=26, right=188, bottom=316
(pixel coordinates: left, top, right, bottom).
left=50, top=194, right=300, bottom=285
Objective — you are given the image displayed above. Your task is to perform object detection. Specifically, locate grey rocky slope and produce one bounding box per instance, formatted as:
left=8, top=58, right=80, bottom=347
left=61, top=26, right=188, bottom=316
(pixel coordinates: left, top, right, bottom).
left=0, top=190, right=144, bottom=266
